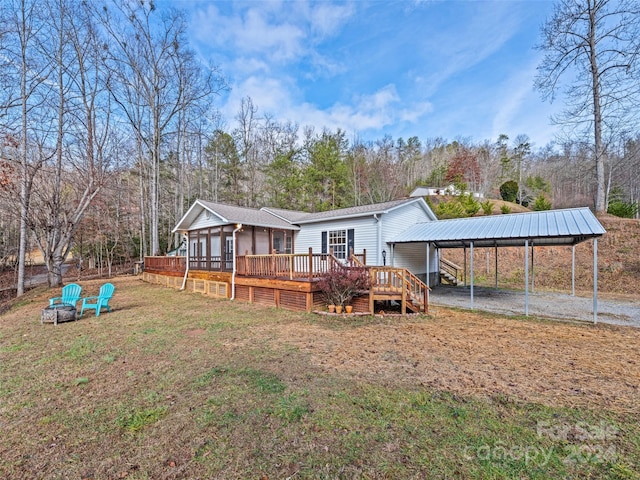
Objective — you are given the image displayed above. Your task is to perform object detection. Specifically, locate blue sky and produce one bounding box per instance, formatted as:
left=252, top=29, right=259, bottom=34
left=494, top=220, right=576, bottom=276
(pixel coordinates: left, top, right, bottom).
left=176, top=0, right=561, bottom=149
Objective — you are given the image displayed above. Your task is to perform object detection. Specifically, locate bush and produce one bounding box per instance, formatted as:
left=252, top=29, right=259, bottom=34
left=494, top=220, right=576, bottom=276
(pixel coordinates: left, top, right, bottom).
left=608, top=199, right=638, bottom=218
left=461, top=194, right=480, bottom=216
left=500, top=181, right=518, bottom=203
left=317, top=266, right=370, bottom=307
left=480, top=200, right=494, bottom=215
left=435, top=200, right=467, bottom=219
left=532, top=195, right=552, bottom=211
left=500, top=205, right=512, bottom=214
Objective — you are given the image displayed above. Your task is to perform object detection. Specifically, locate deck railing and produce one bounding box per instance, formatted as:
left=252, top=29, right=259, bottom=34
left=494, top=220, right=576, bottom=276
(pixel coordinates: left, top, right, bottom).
left=369, top=266, right=430, bottom=313
left=145, top=248, right=367, bottom=281
left=144, top=256, right=186, bottom=273
left=236, top=249, right=339, bottom=281
left=440, top=257, right=462, bottom=284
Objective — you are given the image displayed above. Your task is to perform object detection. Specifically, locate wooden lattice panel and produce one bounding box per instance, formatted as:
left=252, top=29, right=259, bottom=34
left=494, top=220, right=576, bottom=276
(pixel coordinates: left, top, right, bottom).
left=312, top=292, right=327, bottom=311
left=352, top=294, right=370, bottom=314
left=235, top=285, right=250, bottom=301
left=253, top=287, right=275, bottom=306
left=193, top=280, right=206, bottom=293
left=280, top=291, right=307, bottom=311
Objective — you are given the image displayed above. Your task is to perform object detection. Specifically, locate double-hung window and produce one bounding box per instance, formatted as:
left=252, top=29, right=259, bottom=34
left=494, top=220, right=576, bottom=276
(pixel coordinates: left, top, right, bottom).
left=329, top=230, right=347, bottom=259
left=322, top=229, right=354, bottom=260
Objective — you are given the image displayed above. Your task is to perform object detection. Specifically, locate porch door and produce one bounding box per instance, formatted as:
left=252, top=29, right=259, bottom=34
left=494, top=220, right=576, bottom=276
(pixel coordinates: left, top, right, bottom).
left=225, top=237, right=234, bottom=271
left=272, top=231, right=293, bottom=254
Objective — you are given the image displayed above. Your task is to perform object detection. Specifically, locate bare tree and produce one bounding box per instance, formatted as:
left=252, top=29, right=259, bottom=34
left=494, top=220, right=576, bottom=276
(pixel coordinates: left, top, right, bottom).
left=26, top=0, right=113, bottom=287
left=100, top=0, right=224, bottom=255
left=0, top=0, right=55, bottom=295
left=535, top=0, right=640, bottom=212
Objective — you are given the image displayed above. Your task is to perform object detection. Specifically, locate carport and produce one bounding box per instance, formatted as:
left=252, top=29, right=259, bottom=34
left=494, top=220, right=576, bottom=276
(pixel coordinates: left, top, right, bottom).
left=390, top=208, right=606, bottom=322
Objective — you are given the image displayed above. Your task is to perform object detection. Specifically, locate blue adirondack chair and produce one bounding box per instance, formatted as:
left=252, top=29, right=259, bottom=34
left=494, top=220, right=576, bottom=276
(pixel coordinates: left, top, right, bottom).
left=80, top=283, right=115, bottom=317
left=49, top=283, right=82, bottom=308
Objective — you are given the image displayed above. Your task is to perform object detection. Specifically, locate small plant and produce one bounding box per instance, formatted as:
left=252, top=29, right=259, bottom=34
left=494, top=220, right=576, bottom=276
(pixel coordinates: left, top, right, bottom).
left=500, top=205, right=512, bottom=214
left=480, top=200, right=494, bottom=215
left=532, top=194, right=552, bottom=211
left=435, top=200, right=467, bottom=219
left=460, top=194, right=480, bottom=216
left=608, top=199, right=638, bottom=218
left=317, top=265, right=370, bottom=307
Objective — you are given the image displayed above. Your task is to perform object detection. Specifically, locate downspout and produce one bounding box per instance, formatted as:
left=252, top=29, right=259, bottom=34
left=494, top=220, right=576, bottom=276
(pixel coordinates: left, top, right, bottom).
left=374, top=214, right=382, bottom=265
left=230, top=223, right=243, bottom=300
left=180, top=232, right=189, bottom=290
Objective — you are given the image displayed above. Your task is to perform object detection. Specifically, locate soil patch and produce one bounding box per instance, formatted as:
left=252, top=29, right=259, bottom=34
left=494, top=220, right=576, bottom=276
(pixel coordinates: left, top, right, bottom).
left=258, top=309, right=640, bottom=413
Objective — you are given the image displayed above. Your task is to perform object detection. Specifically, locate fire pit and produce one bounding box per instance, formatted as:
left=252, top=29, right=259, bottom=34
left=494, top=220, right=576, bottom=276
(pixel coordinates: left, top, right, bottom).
left=41, top=305, right=77, bottom=325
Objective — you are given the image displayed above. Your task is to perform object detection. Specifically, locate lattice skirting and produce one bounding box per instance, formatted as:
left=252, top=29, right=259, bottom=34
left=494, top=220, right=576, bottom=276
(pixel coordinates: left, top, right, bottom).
left=142, top=272, right=228, bottom=299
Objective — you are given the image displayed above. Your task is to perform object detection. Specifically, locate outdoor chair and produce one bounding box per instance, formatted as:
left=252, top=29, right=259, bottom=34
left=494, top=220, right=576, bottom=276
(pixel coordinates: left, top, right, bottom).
left=49, top=283, right=82, bottom=308
left=80, top=283, right=115, bottom=317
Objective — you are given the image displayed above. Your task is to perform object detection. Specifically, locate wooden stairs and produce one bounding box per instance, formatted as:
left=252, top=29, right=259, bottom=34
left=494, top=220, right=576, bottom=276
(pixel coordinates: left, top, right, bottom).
left=369, top=267, right=430, bottom=314
left=439, top=258, right=462, bottom=286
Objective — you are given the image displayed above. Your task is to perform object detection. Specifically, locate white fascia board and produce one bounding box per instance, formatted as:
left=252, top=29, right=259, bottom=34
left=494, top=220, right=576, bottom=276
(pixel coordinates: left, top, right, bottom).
left=171, top=200, right=229, bottom=233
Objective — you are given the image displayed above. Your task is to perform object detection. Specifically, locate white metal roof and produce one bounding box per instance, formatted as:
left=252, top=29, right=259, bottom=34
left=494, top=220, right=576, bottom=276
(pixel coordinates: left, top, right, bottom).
left=390, top=207, right=606, bottom=248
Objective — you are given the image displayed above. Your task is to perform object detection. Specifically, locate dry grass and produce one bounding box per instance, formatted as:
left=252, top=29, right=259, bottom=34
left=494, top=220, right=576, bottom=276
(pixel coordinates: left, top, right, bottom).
left=1, top=276, right=639, bottom=479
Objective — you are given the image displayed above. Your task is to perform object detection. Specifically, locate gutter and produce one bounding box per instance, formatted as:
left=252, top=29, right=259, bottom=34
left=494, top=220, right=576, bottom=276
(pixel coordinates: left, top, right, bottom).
left=230, top=223, right=243, bottom=300
left=180, top=232, right=189, bottom=290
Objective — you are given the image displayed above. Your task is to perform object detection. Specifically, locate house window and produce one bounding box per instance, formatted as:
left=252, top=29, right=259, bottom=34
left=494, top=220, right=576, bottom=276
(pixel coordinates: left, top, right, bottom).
left=329, top=230, right=347, bottom=259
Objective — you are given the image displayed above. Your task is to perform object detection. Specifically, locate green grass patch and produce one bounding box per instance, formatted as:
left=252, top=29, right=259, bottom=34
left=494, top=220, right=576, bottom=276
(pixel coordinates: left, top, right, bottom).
left=117, top=406, right=168, bottom=433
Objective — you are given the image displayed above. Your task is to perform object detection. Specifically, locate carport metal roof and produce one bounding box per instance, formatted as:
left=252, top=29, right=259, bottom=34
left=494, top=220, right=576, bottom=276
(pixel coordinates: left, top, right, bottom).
left=389, top=207, right=606, bottom=323
left=390, top=207, right=605, bottom=248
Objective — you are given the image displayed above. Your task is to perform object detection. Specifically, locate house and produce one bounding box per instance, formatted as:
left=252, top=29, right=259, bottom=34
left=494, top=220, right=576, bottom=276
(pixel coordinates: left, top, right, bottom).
left=410, top=185, right=484, bottom=199
left=144, top=197, right=438, bottom=314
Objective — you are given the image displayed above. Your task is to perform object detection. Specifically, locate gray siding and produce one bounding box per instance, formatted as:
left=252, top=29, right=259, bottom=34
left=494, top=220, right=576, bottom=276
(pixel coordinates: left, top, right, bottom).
left=189, top=210, right=225, bottom=230
left=294, top=216, right=379, bottom=264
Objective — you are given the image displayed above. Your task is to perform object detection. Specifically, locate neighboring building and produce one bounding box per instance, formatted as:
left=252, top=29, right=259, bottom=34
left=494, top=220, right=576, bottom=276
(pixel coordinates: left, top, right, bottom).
left=410, top=185, right=484, bottom=199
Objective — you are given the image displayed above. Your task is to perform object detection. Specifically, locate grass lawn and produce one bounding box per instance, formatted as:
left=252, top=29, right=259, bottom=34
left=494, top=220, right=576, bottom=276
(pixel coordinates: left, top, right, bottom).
left=1, top=276, right=638, bottom=479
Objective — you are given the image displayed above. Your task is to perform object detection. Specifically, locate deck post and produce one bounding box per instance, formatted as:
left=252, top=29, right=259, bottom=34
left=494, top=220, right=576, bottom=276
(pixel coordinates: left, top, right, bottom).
left=363, top=249, right=366, bottom=265
left=308, top=247, right=313, bottom=282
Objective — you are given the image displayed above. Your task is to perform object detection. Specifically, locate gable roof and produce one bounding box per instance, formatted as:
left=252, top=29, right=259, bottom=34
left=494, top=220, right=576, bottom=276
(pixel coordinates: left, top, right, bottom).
left=264, top=198, right=437, bottom=224
left=173, top=200, right=299, bottom=232
left=390, top=207, right=605, bottom=248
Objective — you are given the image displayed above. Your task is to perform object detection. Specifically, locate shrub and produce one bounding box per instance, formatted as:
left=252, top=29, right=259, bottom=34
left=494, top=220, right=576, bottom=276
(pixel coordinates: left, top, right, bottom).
left=480, top=200, right=494, bottom=215
left=435, top=200, right=467, bottom=219
left=461, top=194, right=480, bottom=216
left=500, top=205, right=512, bottom=214
left=500, top=181, right=518, bottom=203
left=317, top=266, right=370, bottom=307
left=608, top=199, right=638, bottom=218
left=532, top=194, right=552, bottom=211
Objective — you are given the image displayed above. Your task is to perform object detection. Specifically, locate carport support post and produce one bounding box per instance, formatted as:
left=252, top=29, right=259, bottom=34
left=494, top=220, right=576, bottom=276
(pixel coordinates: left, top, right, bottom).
left=495, top=245, right=498, bottom=289
left=525, top=239, right=529, bottom=316
left=426, top=242, right=430, bottom=288
left=463, top=246, right=467, bottom=286
left=470, top=242, right=474, bottom=309
left=593, top=238, right=598, bottom=324
left=531, top=243, right=535, bottom=293
left=571, top=245, right=576, bottom=296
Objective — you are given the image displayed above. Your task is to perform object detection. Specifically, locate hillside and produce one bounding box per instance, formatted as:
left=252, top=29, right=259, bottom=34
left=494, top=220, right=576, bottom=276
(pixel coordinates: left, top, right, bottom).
left=441, top=213, right=640, bottom=298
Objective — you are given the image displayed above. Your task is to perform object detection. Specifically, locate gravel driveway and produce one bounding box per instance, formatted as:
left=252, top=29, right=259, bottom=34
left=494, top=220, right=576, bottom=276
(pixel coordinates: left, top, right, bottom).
left=429, top=285, right=640, bottom=327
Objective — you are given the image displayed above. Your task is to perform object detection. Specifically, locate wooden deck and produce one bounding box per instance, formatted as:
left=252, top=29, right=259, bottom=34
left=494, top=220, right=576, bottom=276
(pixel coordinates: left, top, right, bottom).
left=143, top=252, right=428, bottom=315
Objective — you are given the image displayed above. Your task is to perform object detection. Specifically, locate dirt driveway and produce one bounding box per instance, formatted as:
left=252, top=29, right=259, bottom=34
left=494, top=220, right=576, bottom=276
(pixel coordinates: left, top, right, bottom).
left=429, top=285, right=640, bottom=327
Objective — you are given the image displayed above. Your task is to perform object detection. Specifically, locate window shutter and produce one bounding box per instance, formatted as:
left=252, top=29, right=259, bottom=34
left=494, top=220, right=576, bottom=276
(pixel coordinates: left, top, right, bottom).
left=347, top=229, right=355, bottom=255
left=321, top=231, right=327, bottom=254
